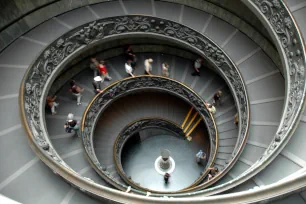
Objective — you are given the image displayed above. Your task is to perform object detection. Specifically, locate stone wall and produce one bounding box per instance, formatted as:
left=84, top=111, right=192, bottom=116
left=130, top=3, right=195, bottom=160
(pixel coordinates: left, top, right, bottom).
left=0, top=0, right=281, bottom=71
left=0, top=0, right=109, bottom=51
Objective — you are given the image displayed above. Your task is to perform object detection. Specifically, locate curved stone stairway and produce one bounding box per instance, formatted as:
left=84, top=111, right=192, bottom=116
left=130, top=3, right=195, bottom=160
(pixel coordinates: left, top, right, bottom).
left=93, top=91, right=209, bottom=191
left=47, top=52, right=236, bottom=189
left=0, top=0, right=305, bottom=203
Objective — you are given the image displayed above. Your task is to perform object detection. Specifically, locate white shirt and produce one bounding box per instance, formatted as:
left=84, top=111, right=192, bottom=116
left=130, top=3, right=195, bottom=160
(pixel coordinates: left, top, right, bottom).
left=194, top=58, right=202, bottom=69
left=125, top=63, right=133, bottom=74
left=208, top=106, right=216, bottom=114
left=162, top=63, right=169, bottom=77
left=144, top=59, right=152, bottom=72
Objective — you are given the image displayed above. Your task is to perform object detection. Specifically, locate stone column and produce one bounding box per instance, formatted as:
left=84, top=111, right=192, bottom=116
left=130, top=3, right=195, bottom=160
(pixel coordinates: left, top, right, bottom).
left=159, top=149, right=171, bottom=170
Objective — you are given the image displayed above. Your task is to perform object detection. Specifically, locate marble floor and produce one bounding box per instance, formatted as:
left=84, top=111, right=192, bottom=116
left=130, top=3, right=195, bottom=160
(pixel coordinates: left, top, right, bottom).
left=121, top=133, right=209, bottom=192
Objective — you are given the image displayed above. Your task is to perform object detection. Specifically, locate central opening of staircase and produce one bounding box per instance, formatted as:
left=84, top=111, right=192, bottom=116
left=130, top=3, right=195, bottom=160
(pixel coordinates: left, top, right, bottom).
left=93, top=91, right=212, bottom=192
left=121, top=124, right=209, bottom=192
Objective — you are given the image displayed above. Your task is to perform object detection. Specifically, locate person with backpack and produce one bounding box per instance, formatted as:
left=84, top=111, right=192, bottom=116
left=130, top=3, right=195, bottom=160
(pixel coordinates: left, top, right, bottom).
left=64, top=113, right=80, bottom=137
left=196, top=150, right=206, bottom=164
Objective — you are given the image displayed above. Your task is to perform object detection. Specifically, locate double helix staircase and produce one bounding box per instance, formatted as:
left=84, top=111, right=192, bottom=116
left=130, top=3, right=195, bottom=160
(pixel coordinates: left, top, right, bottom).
left=0, top=0, right=306, bottom=203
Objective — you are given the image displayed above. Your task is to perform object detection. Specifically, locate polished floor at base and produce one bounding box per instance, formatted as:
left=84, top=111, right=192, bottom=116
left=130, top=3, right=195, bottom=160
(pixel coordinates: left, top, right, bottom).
left=122, top=134, right=208, bottom=192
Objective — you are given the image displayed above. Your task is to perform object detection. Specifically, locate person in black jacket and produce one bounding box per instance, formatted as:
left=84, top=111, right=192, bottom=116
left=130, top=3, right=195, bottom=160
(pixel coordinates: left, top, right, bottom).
left=164, top=173, right=170, bottom=184
left=213, top=90, right=223, bottom=106
left=124, top=45, right=137, bottom=69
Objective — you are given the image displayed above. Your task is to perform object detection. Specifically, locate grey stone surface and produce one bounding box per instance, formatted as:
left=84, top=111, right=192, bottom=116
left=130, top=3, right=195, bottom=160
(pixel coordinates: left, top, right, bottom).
left=247, top=125, right=277, bottom=146
left=270, top=194, right=306, bottom=204
left=284, top=0, right=306, bottom=8
left=217, top=120, right=237, bottom=134
left=162, top=0, right=282, bottom=70
left=123, top=0, right=152, bottom=15
left=51, top=136, right=82, bottom=155
left=0, top=98, right=21, bottom=131
left=0, top=128, right=35, bottom=184
left=90, top=1, right=125, bottom=18
left=283, top=122, right=306, bottom=162
left=219, top=137, right=238, bottom=147
left=122, top=134, right=208, bottom=191
left=218, top=146, right=235, bottom=154
left=57, top=6, right=96, bottom=27
left=228, top=179, right=258, bottom=193
left=238, top=50, right=278, bottom=82
left=0, top=66, right=25, bottom=96
left=68, top=189, right=109, bottom=204
left=204, top=16, right=236, bottom=46
left=25, top=18, right=69, bottom=43
left=223, top=31, right=258, bottom=63
left=239, top=144, right=266, bottom=163
left=4, top=19, right=29, bottom=40
left=1, top=160, right=71, bottom=204
left=228, top=161, right=250, bottom=177
left=246, top=74, right=285, bottom=101
left=0, top=0, right=55, bottom=29
left=218, top=129, right=238, bottom=140
left=155, top=1, right=181, bottom=22
left=0, top=31, right=14, bottom=51
left=182, top=6, right=211, bottom=32
left=250, top=101, right=284, bottom=123
left=256, top=155, right=301, bottom=185
left=293, top=7, right=306, bottom=44
left=0, top=38, right=44, bottom=65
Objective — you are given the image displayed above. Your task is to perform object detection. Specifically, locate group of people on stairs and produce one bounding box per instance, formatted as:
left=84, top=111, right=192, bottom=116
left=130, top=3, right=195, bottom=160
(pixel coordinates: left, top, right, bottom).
left=44, top=46, right=238, bottom=146
left=124, top=45, right=170, bottom=77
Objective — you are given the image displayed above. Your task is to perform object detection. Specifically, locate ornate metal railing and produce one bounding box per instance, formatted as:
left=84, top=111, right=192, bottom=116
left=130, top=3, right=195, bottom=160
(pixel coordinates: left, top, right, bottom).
left=20, top=15, right=249, bottom=200
left=81, top=76, right=218, bottom=193
left=167, top=0, right=306, bottom=197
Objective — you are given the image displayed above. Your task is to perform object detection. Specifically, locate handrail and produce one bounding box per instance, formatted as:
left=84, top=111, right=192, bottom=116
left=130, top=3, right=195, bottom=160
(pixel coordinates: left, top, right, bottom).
left=81, top=76, right=218, bottom=194
left=170, top=0, right=306, bottom=197
left=20, top=15, right=250, bottom=201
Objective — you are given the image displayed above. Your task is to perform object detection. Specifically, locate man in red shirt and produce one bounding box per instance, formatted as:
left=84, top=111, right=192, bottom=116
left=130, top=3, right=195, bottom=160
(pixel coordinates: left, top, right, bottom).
left=98, top=61, right=112, bottom=81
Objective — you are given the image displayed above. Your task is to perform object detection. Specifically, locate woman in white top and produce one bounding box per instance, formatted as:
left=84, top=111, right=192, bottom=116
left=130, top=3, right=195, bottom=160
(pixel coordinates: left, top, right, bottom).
left=162, top=62, right=169, bottom=77
left=125, top=61, right=135, bottom=77
left=205, top=103, right=216, bottom=115
left=144, top=58, right=153, bottom=75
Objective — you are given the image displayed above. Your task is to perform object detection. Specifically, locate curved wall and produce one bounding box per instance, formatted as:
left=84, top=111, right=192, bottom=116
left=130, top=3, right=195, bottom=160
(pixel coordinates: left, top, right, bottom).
left=0, top=0, right=281, bottom=71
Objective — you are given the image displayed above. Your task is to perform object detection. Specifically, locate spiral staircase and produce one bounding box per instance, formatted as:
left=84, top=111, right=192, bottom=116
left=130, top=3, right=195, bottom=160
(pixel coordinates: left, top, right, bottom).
left=0, top=0, right=306, bottom=203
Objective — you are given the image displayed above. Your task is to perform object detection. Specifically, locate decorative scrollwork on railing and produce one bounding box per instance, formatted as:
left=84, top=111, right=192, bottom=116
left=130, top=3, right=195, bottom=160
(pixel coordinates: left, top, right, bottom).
left=21, top=15, right=249, bottom=197
left=180, top=0, right=306, bottom=197
left=252, top=0, right=305, bottom=157
left=81, top=76, right=218, bottom=193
